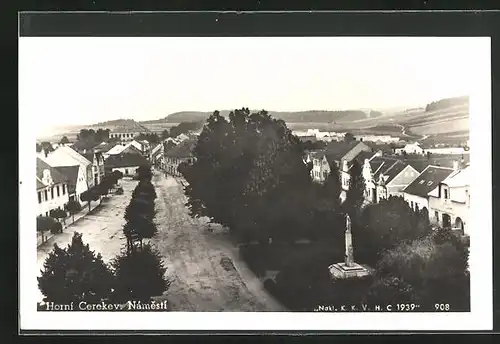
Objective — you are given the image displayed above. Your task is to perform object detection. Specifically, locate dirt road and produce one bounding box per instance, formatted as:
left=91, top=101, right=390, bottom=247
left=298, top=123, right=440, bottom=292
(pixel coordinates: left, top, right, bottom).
left=152, top=172, right=285, bottom=311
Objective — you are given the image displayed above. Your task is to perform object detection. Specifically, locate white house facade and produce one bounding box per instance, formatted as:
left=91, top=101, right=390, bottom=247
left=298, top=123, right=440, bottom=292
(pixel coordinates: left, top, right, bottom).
left=37, top=158, right=69, bottom=217
left=428, top=166, right=470, bottom=235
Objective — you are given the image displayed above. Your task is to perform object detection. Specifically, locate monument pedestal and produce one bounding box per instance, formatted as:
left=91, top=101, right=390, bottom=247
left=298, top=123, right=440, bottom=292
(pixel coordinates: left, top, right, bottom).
left=328, top=262, right=372, bottom=279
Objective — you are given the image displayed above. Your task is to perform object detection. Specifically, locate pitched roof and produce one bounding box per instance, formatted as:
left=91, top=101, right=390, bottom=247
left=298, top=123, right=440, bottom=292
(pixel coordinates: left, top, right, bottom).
left=442, top=166, right=470, bottom=188
left=106, top=144, right=127, bottom=155
left=112, top=121, right=151, bottom=134
left=53, top=165, right=80, bottom=193
left=36, top=177, right=45, bottom=190
left=378, top=160, right=408, bottom=184
left=325, top=141, right=361, bottom=163
left=94, top=142, right=116, bottom=153
left=36, top=158, right=68, bottom=187
left=44, top=146, right=92, bottom=167
left=71, top=138, right=100, bottom=152
left=165, top=139, right=196, bottom=158
left=105, top=152, right=149, bottom=168
left=403, top=165, right=455, bottom=198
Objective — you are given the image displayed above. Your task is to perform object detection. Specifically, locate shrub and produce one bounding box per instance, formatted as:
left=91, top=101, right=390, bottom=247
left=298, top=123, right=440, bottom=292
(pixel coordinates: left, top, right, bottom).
left=38, top=232, right=114, bottom=304
left=363, top=276, right=417, bottom=306
left=372, top=231, right=470, bottom=311
left=111, top=244, right=170, bottom=303
left=354, top=196, right=432, bottom=266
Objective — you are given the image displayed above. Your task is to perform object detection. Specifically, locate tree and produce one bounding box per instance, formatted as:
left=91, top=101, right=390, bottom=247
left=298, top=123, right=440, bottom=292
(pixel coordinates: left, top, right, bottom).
left=37, top=216, right=59, bottom=243
left=343, top=159, right=365, bottom=218
left=36, top=143, right=42, bottom=153
left=132, top=180, right=157, bottom=201
left=354, top=196, right=432, bottom=265
left=49, top=208, right=67, bottom=226
left=65, top=200, right=81, bottom=223
left=38, top=232, right=114, bottom=304
left=59, top=136, right=70, bottom=145
left=161, top=129, right=170, bottom=140
left=137, top=164, right=152, bottom=182
left=322, top=162, right=342, bottom=210
left=344, top=132, right=356, bottom=142
left=111, top=243, right=170, bottom=303
left=80, top=189, right=94, bottom=211
left=112, top=170, right=124, bottom=183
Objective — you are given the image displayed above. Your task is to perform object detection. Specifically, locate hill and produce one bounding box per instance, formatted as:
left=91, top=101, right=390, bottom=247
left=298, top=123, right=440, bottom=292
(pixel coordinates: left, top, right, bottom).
left=141, top=109, right=381, bottom=125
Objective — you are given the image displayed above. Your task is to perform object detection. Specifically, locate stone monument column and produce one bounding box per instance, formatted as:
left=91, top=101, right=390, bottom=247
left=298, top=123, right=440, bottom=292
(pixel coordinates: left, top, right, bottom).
left=345, top=213, right=354, bottom=267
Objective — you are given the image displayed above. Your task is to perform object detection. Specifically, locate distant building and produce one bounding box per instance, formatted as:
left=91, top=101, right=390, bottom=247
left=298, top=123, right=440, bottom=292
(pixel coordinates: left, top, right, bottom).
left=36, top=158, right=69, bottom=217
left=104, top=152, right=149, bottom=177
left=164, top=139, right=197, bottom=177
left=397, top=142, right=424, bottom=155
left=297, top=135, right=317, bottom=143
left=109, top=122, right=151, bottom=144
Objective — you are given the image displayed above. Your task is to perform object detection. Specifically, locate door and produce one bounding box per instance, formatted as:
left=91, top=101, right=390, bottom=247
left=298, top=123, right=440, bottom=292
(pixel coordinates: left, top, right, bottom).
left=442, top=213, right=451, bottom=228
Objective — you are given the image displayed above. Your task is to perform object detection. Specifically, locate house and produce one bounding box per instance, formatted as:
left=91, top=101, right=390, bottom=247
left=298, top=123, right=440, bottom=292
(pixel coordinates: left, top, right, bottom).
left=82, top=151, right=106, bottom=185
left=104, top=144, right=127, bottom=158
left=297, top=135, right=317, bottom=143
left=309, top=141, right=373, bottom=184
left=108, top=121, right=151, bottom=144
left=104, top=152, right=150, bottom=177
left=121, top=140, right=152, bottom=161
left=151, top=143, right=164, bottom=169
left=42, top=146, right=94, bottom=189
left=54, top=165, right=86, bottom=206
left=175, top=133, right=190, bottom=143
left=428, top=164, right=470, bottom=235
left=402, top=165, right=456, bottom=214
left=362, top=156, right=420, bottom=203
left=164, top=139, right=197, bottom=177
left=397, top=142, right=424, bottom=155
left=36, top=158, right=70, bottom=217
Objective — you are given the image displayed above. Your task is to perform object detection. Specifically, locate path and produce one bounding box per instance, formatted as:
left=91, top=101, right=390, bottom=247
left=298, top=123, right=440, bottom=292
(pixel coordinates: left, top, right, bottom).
left=152, top=172, right=286, bottom=311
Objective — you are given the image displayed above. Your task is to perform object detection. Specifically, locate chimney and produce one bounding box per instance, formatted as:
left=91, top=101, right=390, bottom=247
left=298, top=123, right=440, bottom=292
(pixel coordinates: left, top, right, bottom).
left=44, top=148, right=48, bottom=158
left=453, top=160, right=460, bottom=171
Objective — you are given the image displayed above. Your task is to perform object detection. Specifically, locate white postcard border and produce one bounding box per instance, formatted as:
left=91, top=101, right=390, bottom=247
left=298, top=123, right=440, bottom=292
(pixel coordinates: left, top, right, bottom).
left=19, top=36, right=492, bottom=331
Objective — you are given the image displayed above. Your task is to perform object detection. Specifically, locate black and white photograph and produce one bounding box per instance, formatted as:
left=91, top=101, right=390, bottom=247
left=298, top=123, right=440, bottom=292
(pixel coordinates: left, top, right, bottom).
left=19, top=32, right=491, bottom=331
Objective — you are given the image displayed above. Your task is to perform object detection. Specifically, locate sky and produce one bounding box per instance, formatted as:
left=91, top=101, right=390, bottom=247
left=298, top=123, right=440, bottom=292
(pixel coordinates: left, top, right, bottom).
left=19, top=37, right=488, bottom=136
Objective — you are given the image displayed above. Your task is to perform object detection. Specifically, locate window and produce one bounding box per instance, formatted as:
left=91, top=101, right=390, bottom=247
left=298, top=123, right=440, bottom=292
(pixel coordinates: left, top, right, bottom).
left=435, top=211, right=439, bottom=221
left=411, top=201, right=414, bottom=209
left=125, top=169, right=128, bottom=175
left=62, top=184, right=66, bottom=195
left=56, top=185, right=60, bottom=197
left=50, top=187, right=54, bottom=199
left=38, top=192, right=42, bottom=204
left=444, top=189, right=449, bottom=199
left=44, top=190, right=48, bottom=201
left=427, top=181, right=433, bottom=186
left=46, top=212, right=49, bottom=217
left=419, top=180, right=425, bottom=184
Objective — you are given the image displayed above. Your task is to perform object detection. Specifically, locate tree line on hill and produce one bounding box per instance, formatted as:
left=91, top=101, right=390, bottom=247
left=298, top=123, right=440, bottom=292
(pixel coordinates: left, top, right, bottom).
left=38, top=164, right=169, bottom=307
left=425, top=96, right=469, bottom=112
left=180, top=108, right=470, bottom=311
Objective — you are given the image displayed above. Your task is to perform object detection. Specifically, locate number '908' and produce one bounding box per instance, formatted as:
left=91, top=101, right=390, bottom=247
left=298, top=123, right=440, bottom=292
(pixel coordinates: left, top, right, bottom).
left=435, top=304, right=450, bottom=311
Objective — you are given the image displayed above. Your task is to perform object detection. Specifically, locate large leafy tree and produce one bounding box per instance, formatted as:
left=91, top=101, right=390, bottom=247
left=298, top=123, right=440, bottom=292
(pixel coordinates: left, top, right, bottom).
left=183, top=109, right=314, bottom=243
left=38, top=232, right=114, bottom=304
left=64, top=200, right=81, bottom=224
